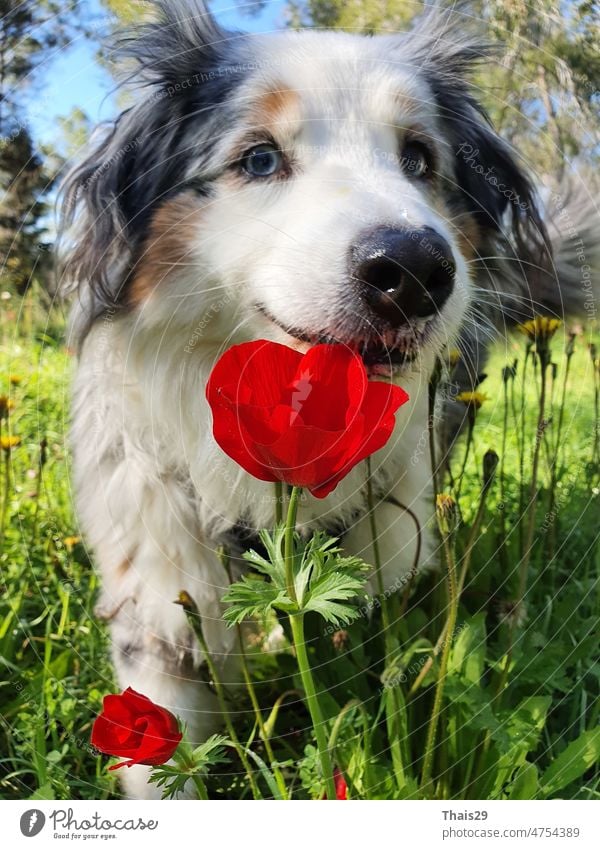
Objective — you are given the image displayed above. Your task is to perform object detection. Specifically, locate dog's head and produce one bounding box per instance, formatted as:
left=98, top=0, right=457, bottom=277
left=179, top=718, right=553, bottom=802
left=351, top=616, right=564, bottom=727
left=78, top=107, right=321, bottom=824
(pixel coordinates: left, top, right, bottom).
left=59, top=0, right=548, bottom=376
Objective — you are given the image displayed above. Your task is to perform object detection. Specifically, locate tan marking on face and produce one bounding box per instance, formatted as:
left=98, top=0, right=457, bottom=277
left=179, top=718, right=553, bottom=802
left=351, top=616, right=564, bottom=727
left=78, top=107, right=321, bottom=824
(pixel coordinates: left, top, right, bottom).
left=129, top=194, right=203, bottom=304
left=248, top=85, right=300, bottom=133
left=452, top=212, right=482, bottom=263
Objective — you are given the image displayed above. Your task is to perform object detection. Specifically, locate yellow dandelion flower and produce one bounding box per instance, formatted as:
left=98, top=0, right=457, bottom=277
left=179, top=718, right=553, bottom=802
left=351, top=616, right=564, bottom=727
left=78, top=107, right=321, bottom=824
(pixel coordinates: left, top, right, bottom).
left=518, top=316, right=561, bottom=342
left=447, top=349, right=461, bottom=367
left=63, top=536, right=81, bottom=551
left=436, top=492, right=456, bottom=511
left=1, top=435, right=21, bottom=451
left=9, top=375, right=22, bottom=386
left=455, top=391, right=488, bottom=409
left=436, top=493, right=458, bottom=534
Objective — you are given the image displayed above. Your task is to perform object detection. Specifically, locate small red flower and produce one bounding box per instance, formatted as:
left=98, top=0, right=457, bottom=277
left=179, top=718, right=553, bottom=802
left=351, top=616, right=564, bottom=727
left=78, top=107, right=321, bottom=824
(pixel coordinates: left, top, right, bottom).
left=91, top=688, right=182, bottom=771
left=323, top=768, right=348, bottom=799
left=334, top=768, right=348, bottom=799
left=206, top=341, right=409, bottom=498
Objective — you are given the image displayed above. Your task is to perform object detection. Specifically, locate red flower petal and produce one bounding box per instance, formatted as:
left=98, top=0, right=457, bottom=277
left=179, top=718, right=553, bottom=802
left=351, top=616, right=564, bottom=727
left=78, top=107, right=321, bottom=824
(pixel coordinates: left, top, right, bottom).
left=284, top=345, right=367, bottom=431
left=207, top=340, right=301, bottom=411
left=91, top=689, right=182, bottom=771
left=206, top=340, right=410, bottom=496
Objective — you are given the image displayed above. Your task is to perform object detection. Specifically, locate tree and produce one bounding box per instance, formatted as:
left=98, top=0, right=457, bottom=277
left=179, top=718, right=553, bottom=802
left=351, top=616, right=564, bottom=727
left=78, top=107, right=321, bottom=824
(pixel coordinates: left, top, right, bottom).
left=288, top=0, right=598, bottom=184
left=0, top=1, right=80, bottom=294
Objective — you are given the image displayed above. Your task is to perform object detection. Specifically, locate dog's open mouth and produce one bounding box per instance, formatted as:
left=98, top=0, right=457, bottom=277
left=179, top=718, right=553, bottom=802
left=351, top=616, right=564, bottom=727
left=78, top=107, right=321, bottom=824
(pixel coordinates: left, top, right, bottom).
left=256, top=305, right=435, bottom=373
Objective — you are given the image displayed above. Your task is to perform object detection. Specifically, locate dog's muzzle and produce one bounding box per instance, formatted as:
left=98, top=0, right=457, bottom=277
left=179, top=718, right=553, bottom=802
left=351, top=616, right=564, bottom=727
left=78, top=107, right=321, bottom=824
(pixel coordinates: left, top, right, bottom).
left=350, top=225, right=455, bottom=325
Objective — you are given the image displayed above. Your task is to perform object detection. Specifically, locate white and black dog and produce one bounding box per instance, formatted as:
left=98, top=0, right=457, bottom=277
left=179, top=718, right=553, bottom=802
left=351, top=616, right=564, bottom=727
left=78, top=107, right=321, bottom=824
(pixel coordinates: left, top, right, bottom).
left=59, top=0, right=598, bottom=797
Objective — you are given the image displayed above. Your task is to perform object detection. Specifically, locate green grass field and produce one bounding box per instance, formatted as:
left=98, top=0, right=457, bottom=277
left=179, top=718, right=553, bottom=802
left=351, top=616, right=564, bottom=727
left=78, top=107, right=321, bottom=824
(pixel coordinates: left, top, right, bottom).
left=0, top=305, right=598, bottom=800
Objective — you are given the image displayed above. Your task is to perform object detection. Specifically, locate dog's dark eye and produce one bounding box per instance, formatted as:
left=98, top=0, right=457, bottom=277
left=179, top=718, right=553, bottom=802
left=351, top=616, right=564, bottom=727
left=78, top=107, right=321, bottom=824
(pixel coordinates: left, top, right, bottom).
left=241, top=144, right=283, bottom=178
left=399, top=141, right=431, bottom=179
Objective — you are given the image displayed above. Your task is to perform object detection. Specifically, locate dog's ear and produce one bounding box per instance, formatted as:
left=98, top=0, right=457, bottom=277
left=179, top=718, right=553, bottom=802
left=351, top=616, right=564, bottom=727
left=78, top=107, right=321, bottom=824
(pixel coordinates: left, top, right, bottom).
left=404, top=7, right=551, bottom=303
left=58, top=1, right=233, bottom=333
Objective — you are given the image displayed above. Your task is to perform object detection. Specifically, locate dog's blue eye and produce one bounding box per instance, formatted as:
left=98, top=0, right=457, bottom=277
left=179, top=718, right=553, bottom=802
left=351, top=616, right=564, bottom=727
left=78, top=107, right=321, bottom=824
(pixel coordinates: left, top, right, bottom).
left=242, top=144, right=283, bottom=178
left=400, top=141, right=431, bottom=178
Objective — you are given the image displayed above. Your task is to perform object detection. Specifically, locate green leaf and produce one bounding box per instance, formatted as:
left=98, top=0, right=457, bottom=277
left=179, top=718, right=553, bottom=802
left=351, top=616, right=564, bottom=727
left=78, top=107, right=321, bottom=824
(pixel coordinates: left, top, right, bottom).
left=242, top=747, right=285, bottom=800
left=540, top=728, right=600, bottom=797
left=490, top=696, right=551, bottom=797
left=191, top=734, right=230, bottom=770
left=508, top=762, right=539, bottom=799
left=222, top=577, right=290, bottom=626
left=304, top=572, right=366, bottom=625
left=448, top=614, right=486, bottom=684
left=226, top=526, right=369, bottom=626
left=29, top=782, right=55, bottom=801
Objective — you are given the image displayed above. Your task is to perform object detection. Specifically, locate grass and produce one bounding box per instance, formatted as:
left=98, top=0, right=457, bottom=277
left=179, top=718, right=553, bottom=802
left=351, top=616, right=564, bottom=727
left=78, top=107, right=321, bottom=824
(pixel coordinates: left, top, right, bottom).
left=0, top=297, right=598, bottom=800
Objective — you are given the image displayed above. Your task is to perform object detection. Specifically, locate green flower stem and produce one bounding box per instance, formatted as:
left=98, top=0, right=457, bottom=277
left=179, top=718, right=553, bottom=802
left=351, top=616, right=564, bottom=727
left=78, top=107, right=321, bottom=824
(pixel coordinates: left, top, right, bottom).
left=236, top=624, right=289, bottom=799
left=281, top=485, right=336, bottom=799
left=177, top=591, right=262, bottom=799
left=365, top=458, right=390, bottom=632
left=454, top=410, right=475, bottom=503
left=190, top=774, right=209, bottom=800
left=284, top=485, right=300, bottom=605
left=274, top=481, right=283, bottom=525
left=547, top=343, right=574, bottom=564
left=289, top=612, right=337, bottom=800
left=172, top=744, right=210, bottom=800
left=365, top=459, right=406, bottom=790
left=0, top=448, right=11, bottom=555
left=420, top=525, right=458, bottom=797
left=428, top=360, right=442, bottom=496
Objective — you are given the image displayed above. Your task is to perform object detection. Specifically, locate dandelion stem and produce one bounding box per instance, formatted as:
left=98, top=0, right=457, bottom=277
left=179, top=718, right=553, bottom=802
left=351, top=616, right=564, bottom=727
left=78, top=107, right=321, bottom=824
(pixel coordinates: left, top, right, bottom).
left=236, top=625, right=288, bottom=799
left=517, top=346, right=531, bottom=552
left=365, top=457, right=390, bottom=632
left=454, top=413, right=474, bottom=503
left=547, top=343, right=574, bottom=562
left=365, top=460, right=406, bottom=791
left=0, top=448, right=11, bottom=555
left=519, top=354, right=549, bottom=605
left=420, top=516, right=458, bottom=797
left=428, top=361, right=442, bottom=496
left=177, top=591, right=262, bottom=799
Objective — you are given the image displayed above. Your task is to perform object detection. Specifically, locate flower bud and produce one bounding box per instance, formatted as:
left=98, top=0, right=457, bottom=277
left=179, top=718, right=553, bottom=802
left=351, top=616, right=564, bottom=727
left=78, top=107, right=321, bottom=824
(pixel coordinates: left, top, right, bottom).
left=436, top=493, right=457, bottom=535
left=483, top=449, right=499, bottom=489
left=332, top=629, right=349, bottom=652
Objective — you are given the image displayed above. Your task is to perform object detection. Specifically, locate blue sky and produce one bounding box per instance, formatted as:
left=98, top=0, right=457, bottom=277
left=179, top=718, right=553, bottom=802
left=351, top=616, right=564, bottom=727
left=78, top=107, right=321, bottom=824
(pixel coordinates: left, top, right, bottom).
left=27, top=0, right=287, bottom=148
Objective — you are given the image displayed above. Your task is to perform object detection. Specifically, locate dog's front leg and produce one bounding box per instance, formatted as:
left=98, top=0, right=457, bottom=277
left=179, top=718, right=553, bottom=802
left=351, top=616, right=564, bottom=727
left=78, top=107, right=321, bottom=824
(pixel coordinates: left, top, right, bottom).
left=80, top=468, right=237, bottom=799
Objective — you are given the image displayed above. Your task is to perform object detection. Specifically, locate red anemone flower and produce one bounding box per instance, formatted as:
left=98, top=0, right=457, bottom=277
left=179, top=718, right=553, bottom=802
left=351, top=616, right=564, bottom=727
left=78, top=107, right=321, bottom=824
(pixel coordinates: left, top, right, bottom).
left=206, top=340, right=409, bottom=498
left=91, top=688, right=182, bottom=770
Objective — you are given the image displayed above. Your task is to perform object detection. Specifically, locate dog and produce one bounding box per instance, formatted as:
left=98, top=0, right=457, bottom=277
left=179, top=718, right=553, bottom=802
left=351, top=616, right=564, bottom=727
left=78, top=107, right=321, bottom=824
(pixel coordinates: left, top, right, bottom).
left=58, top=0, right=598, bottom=798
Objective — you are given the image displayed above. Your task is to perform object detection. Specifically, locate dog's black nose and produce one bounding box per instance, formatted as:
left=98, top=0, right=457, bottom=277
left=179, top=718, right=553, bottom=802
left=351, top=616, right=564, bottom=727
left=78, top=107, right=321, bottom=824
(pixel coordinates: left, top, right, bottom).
left=350, top=226, right=455, bottom=324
